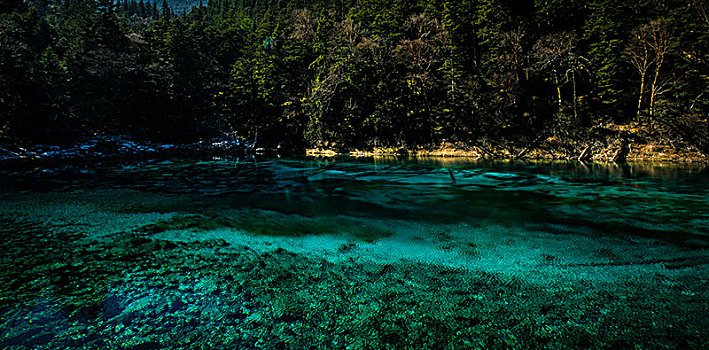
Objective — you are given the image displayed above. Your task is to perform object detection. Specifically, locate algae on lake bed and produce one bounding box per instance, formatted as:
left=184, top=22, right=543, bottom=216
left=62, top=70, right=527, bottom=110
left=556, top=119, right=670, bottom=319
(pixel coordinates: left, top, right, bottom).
left=0, top=158, right=707, bottom=349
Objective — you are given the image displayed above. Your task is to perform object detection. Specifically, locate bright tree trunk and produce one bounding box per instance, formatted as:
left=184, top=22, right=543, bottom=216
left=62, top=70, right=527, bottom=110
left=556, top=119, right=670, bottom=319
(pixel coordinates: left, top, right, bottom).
left=649, top=64, right=661, bottom=123
left=572, top=71, right=578, bottom=122
left=554, top=70, right=562, bottom=107
left=637, top=73, right=646, bottom=124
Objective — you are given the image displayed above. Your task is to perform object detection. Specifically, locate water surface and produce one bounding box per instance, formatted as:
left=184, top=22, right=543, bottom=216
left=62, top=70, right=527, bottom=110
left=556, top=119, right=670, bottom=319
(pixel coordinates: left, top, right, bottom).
left=1, top=157, right=707, bottom=348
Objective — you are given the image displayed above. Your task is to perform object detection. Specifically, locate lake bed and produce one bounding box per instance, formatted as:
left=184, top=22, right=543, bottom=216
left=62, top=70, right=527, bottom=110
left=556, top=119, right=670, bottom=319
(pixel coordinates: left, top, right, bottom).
left=1, top=157, right=707, bottom=348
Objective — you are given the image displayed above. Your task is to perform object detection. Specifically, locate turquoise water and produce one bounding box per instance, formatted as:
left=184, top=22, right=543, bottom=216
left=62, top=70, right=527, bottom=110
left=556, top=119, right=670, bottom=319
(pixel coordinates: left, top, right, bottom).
left=1, top=157, right=707, bottom=348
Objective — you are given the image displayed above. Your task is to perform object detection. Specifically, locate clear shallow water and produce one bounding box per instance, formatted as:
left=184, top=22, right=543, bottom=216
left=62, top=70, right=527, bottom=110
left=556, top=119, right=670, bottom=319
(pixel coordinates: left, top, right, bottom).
left=0, top=157, right=707, bottom=348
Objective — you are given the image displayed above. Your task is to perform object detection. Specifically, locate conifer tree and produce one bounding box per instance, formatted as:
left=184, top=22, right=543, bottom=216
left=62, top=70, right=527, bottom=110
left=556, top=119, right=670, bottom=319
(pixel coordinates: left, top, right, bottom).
left=161, top=0, right=169, bottom=18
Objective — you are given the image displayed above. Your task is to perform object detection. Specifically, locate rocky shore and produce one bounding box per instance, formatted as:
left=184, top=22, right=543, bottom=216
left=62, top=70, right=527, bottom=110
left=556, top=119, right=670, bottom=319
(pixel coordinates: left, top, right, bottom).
left=305, top=123, right=708, bottom=163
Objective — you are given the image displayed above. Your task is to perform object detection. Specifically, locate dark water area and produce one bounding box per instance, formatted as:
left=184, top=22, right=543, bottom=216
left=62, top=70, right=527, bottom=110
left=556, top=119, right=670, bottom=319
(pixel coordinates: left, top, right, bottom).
left=0, top=157, right=707, bottom=348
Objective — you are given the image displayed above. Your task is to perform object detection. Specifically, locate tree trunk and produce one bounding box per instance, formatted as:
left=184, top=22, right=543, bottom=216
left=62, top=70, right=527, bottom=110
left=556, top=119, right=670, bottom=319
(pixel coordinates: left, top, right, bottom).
left=572, top=71, right=578, bottom=122
left=612, top=138, right=628, bottom=163
left=636, top=73, right=646, bottom=124
left=516, top=133, right=546, bottom=159
left=649, top=63, right=661, bottom=124
left=554, top=70, right=562, bottom=107
left=578, top=144, right=591, bottom=162
left=648, top=19, right=670, bottom=126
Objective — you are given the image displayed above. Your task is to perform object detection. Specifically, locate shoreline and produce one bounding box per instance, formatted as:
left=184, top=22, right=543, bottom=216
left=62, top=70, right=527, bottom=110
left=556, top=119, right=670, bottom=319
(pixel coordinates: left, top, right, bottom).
left=1, top=135, right=706, bottom=169
left=307, top=140, right=709, bottom=164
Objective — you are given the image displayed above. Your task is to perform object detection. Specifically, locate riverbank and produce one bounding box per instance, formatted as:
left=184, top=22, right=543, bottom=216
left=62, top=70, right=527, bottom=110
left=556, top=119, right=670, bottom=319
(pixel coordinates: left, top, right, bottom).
left=1, top=129, right=706, bottom=168
left=307, top=139, right=708, bottom=163
left=307, top=122, right=709, bottom=163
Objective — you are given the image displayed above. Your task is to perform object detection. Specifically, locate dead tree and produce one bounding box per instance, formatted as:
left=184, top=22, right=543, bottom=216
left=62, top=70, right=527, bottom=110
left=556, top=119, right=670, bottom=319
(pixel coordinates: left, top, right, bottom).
left=533, top=32, right=588, bottom=122
left=532, top=32, right=575, bottom=108
left=290, top=9, right=316, bottom=45
left=625, top=25, right=654, bottom=123
left=490, top=28, right=526, bottom=106
left=625, top=19, right=674, bottom=125
left=647, top=19, right=673, bottom=122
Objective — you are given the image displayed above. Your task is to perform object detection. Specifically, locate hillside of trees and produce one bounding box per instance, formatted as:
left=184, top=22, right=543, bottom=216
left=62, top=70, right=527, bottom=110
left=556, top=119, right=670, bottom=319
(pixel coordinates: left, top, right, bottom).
left=1, top=0, right=708, bottom=156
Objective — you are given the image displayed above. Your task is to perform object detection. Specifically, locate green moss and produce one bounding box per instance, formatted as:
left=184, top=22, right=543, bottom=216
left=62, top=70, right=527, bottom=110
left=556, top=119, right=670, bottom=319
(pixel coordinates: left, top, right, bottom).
left=2, top=227, right=707, bottom=349
left=136, top=214, right=235, bottom=234
left=134, top=210, right=395, bottom=242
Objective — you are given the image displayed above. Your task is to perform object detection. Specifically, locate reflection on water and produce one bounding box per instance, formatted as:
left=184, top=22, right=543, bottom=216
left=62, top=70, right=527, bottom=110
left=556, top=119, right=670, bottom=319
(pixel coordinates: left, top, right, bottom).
left=9, top=157, right=705, bottom=244
left=0, top=157, right=707, bottom=348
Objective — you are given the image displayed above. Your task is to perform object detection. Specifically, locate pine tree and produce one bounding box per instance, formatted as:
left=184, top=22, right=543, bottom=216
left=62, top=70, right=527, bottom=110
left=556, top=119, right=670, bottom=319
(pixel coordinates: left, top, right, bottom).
left=161, top=0, right=170, bottom=18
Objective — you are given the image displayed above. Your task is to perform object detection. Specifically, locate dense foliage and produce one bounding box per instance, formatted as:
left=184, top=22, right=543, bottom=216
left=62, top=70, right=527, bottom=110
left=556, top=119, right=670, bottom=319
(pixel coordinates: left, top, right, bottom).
left=1, top=0, right=707, bottom=151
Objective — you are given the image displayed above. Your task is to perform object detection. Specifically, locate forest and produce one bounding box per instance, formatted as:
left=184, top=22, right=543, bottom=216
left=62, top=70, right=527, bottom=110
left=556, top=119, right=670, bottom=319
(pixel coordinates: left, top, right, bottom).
left=1, top=0, right=708, bottom=156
